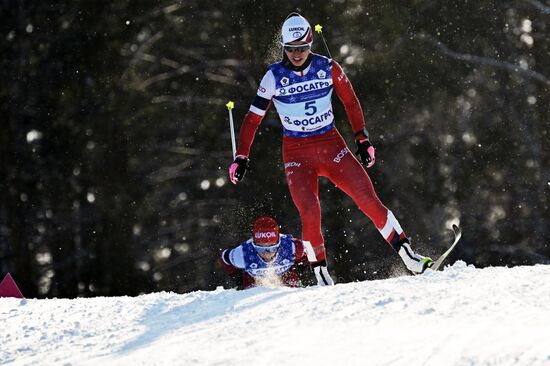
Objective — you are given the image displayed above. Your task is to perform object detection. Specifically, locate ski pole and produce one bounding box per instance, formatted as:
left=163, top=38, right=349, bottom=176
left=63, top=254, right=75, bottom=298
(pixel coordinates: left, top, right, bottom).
left=315, top=24, right=332, bottom=59
left=226, top=101, right=236, bottom=160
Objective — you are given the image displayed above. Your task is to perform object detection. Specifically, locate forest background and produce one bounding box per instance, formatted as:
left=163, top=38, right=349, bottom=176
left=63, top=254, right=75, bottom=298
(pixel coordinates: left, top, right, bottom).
left=1, top=0, right=548, bottom=298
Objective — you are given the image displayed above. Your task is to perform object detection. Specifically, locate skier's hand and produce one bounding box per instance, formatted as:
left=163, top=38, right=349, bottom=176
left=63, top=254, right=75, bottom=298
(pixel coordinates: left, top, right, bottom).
left=229, top=155, right=250, bottom=184
left=355, top=131, right=375, bottom=168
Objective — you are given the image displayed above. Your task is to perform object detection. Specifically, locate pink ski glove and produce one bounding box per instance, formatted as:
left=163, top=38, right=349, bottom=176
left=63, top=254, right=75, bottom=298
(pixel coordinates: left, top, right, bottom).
left=229, top=155, right=250, bottom=184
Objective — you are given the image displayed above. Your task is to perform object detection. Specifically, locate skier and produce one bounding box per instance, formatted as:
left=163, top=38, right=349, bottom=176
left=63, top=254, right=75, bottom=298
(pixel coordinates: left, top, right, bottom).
left=219, top=216, right=314, bottom=289
left=228, top=13, right=433, bottom=285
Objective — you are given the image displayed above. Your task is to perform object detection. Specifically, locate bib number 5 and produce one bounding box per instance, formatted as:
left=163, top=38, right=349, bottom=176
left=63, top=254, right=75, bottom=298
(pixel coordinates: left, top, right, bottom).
left=304, top=101, right=317, bottom=116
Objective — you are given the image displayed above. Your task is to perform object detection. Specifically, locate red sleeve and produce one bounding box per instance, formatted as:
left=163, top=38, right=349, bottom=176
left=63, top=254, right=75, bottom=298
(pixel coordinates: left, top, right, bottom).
left=331, top=60, right=366, bottom=135
left=293, top=239, right=309, bottom=265
left=235, top=106, right=270, bottom=157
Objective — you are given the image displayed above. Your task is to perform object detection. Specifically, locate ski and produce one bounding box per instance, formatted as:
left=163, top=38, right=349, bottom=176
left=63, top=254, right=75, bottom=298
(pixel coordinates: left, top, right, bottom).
left=430, top=224, right=462, bottom=271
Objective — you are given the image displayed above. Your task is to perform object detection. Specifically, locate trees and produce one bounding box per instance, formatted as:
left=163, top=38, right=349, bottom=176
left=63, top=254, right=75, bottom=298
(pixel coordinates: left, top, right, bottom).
left=1, top=0, right=547, bottom=297
left=1, top=1, right=142, bottom=297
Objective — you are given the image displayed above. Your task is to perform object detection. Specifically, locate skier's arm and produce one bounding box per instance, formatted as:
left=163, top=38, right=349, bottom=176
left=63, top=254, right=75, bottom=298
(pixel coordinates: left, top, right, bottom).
left=229, top=71, right=275, bottom=184
left=235, top=70, right=275, bottom=157
left=331, top=60, right=366, bottom=136
left=234, top=111, right=266, bottom=157
left=292, top=238, right=315, bottom=287
left=219, top=247, right=246, bottom=289
left=332, top=60, right=376, bottom=168
left=293, top=238, right=310, bottom=265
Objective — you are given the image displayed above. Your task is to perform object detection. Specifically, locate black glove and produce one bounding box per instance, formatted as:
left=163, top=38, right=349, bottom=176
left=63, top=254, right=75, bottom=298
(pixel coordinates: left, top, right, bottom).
left=229, top=155, right=250, bottom=184
left=355, top=131, right=376, bottom=168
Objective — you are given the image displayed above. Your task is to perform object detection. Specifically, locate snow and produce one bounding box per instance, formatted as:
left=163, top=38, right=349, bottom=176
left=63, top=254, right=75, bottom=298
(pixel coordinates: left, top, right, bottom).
left=2, top=261, right=550, bottom=366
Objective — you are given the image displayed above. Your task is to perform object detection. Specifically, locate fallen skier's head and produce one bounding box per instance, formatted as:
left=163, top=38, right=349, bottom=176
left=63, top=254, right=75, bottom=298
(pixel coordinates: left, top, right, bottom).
left=253, top=216, right=280, bottom=262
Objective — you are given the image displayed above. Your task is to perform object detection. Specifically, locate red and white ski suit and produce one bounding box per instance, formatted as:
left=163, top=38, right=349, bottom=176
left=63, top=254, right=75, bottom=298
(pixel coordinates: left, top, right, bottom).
left=235, top=57, right=407, bottom=262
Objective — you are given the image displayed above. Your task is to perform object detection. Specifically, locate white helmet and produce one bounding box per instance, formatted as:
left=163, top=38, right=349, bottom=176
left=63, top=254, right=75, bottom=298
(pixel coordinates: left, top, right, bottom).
left=280, top=13, right=312, bottom=46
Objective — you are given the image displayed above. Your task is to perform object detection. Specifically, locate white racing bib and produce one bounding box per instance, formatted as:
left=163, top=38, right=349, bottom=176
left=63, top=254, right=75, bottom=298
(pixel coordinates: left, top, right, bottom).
left=268, top=54, right=335, bottom=137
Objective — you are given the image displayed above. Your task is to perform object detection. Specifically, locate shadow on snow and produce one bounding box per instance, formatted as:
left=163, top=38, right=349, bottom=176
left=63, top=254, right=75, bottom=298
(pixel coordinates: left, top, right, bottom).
left=117, top=286, right=294, bottom=354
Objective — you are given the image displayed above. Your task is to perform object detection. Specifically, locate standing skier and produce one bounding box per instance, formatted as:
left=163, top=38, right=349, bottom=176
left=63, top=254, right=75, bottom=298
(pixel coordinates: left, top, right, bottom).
left=219, top=216, right=314, bottom=289
left=229, top=13, right=433, bottom=285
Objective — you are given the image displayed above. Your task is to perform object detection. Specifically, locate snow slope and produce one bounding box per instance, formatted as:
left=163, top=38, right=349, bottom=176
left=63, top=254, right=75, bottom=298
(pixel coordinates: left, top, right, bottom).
left=2, top=261, right=550, bottom=366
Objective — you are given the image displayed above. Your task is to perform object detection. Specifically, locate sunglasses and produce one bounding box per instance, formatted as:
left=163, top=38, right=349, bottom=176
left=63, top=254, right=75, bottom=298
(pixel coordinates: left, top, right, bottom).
left=284, top=44, right=311, bottom=53
left=253, top=243, right=280, bottom=253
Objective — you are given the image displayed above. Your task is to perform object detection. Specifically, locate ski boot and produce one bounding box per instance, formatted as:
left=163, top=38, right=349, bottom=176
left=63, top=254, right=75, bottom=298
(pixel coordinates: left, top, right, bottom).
left=311, top=260, right=335, bottom=286
left=396, top=239, right=433, bottom=274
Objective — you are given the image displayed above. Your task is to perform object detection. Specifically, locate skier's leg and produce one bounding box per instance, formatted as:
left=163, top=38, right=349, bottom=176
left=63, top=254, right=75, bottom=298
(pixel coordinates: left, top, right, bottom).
left=285, top=162, right=323, bottom=257
left=320, top=142, right=394, bottom=238
left=284, top=161, right=334, bottom=285
left=321, top=136, right=432, bottom=273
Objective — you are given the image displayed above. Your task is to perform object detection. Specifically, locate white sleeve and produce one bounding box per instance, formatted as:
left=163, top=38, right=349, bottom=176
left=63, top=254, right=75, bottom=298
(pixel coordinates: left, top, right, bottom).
left=224, top=245, right=246, bottom=269
left=249, top=70, right=276, bottom=116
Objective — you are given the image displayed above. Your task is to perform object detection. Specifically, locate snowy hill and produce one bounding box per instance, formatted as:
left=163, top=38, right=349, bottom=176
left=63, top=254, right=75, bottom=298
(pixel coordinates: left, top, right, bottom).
left=2, top=261, right=550, bottom=366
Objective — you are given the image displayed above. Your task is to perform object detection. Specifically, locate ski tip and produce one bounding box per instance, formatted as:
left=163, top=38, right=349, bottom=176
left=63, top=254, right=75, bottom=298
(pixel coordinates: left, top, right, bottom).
left=451, top=224, right=462, bottom=241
